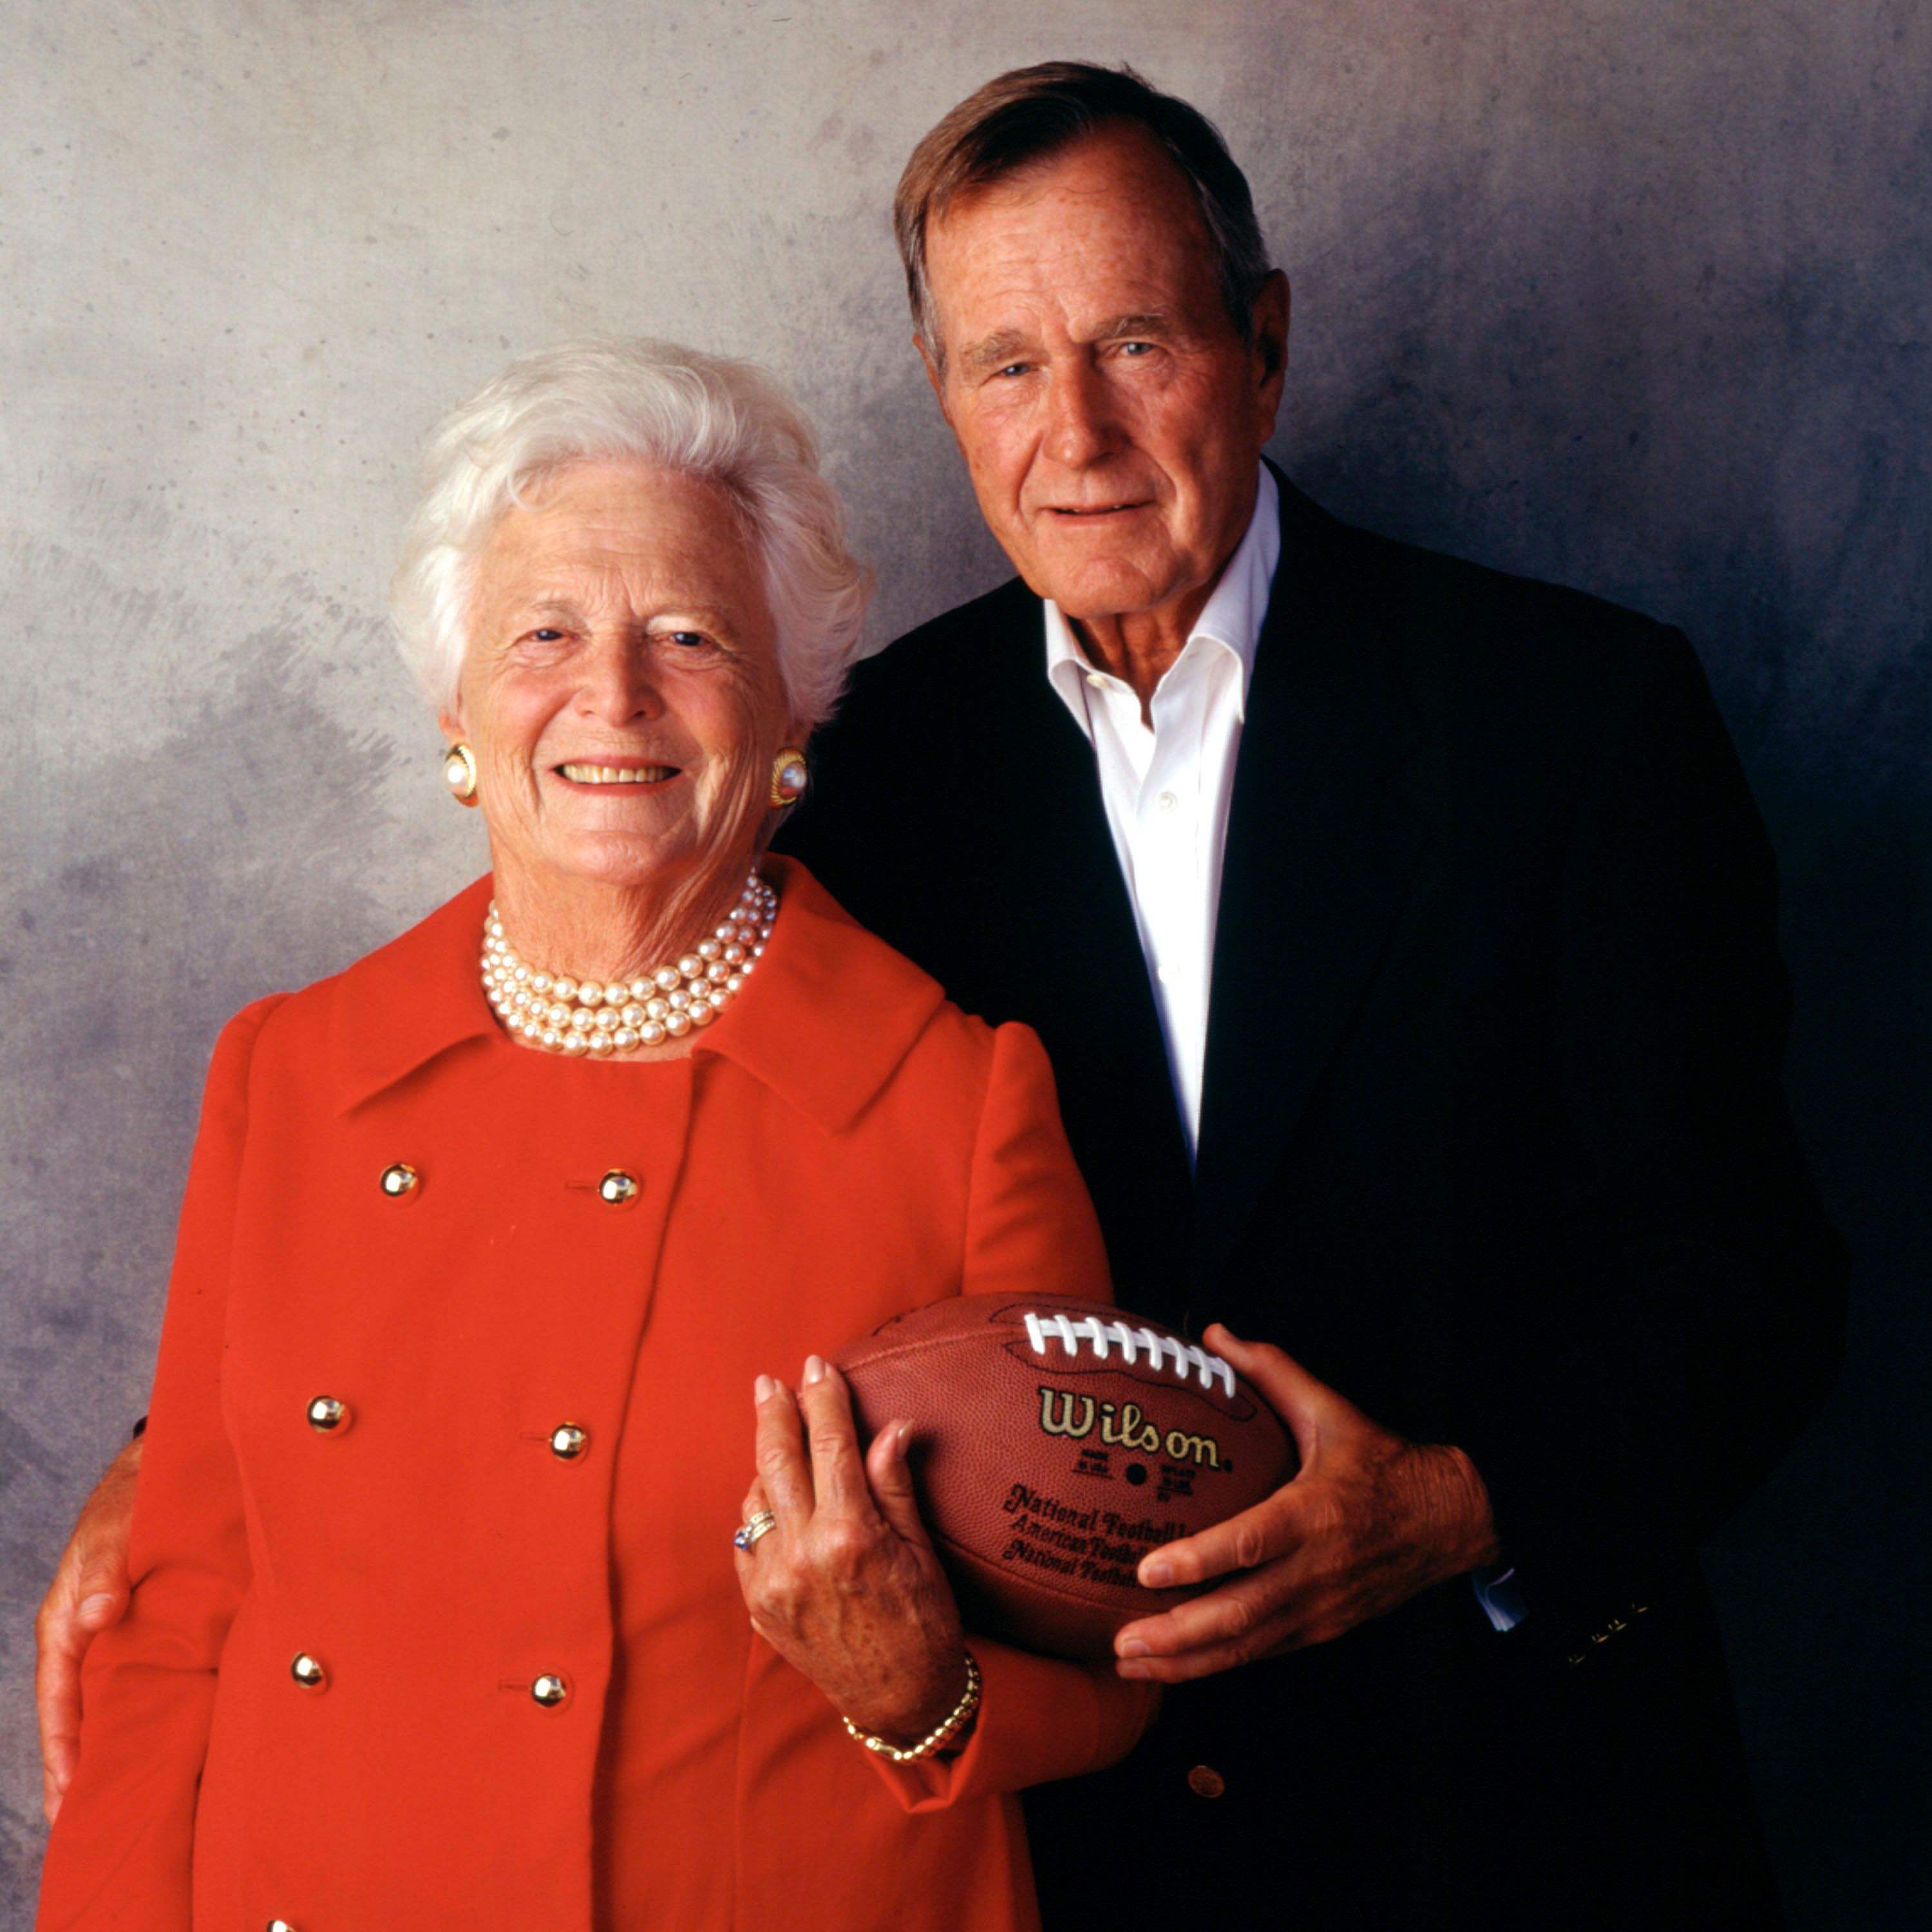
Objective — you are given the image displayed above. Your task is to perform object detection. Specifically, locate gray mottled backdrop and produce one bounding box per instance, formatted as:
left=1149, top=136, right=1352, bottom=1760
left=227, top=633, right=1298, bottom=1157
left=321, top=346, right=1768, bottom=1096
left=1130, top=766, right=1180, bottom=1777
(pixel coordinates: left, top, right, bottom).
left=3, top=0, right=1925, bottom=1920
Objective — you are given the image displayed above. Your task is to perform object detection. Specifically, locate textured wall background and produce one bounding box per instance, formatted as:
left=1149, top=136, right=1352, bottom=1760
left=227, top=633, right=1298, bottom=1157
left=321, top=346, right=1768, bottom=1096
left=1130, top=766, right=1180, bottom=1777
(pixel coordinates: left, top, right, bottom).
left=2, top=0, right=1924, bottom=1920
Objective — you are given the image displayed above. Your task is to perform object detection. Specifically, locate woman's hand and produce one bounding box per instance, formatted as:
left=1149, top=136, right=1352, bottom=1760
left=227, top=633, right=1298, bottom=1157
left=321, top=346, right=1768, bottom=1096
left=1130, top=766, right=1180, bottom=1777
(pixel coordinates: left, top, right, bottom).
left=734, top=1356, right=971, bottom=1743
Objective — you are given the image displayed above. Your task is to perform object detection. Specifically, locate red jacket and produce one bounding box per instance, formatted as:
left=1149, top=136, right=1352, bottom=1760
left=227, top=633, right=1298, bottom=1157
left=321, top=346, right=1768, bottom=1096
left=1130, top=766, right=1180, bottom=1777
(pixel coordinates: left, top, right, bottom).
left=39, top=860, right=1152, bottom=1931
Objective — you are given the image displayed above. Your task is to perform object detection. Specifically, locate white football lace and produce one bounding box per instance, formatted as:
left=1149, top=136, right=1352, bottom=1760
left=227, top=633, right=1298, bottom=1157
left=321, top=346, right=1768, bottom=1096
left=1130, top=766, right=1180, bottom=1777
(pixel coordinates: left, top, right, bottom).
left=1021, top=1311, right=1236, bottom=1396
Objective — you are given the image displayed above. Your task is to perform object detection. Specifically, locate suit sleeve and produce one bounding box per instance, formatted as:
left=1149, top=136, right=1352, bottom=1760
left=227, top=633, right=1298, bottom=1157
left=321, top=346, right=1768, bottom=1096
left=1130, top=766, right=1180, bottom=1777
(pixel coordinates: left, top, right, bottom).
left=866, top=1021, right=1159, bottom=1811
left=37, top=996, right=285, bottom=1931
left=1450, top=631, right=1846, bottom=1638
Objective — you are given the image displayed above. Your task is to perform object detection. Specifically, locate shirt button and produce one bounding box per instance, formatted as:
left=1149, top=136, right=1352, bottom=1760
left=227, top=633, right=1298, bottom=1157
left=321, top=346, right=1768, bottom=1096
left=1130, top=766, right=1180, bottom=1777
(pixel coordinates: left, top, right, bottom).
left=306, top=1395, right=352, bottom=1435
left=379, top=1162, right=419, bottom=1200
left=1157, top=790, right=1179, bottom=812
left=598, top=1170, right=640, bottom=1206
left=1187, top=1763, right=1226, bottom=1799
left=290, top=1653, right=328, bottom=1692
left=531, top=1673, right=571, bottom=1709
left=548, top=1423, right=589, bottom=1461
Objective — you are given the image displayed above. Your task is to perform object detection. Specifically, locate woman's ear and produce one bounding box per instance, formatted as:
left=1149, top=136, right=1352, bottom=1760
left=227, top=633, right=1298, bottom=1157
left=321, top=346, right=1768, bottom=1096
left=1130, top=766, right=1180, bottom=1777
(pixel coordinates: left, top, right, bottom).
left=437, top=706, right=464, bottom=745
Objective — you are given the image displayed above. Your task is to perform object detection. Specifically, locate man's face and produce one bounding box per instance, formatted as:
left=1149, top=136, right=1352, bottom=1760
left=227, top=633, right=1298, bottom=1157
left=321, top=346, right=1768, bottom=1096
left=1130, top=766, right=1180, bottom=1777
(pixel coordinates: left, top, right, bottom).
left=921, top=123, right=1287, bottom=629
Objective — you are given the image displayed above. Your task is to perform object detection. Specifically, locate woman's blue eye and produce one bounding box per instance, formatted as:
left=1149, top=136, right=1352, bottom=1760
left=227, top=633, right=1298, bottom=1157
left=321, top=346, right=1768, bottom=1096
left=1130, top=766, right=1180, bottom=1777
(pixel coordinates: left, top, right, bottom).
left=668, top=631, right=708, bottom=649
left=531, top=629, right=563, bottom=642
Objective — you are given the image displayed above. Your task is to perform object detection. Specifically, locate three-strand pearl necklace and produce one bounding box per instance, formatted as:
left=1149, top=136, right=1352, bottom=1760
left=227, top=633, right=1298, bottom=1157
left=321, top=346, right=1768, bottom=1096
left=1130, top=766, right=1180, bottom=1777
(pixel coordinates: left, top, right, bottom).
left=480, top=869, right=777, bottom=1055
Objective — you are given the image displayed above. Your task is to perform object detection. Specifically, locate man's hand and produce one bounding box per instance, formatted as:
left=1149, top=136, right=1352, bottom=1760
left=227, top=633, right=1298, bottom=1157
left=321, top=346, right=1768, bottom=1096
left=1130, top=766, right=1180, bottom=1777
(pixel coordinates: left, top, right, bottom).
left=1112, top=1325, right=1499, bottom=1683
left=37, top=1436, right=142, bottom=1823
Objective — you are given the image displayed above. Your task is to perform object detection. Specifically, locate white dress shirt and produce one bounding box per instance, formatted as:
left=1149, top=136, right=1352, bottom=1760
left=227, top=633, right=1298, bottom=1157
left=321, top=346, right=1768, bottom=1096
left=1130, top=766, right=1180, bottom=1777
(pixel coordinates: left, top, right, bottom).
left=1045, top=464, right=1280, bottom=1160
left=1043, top=462, right=1526, bottom=1634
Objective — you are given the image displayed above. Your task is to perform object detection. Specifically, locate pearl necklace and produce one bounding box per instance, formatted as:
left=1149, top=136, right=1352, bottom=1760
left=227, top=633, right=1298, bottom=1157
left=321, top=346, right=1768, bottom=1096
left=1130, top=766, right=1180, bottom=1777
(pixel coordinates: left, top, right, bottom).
left=480, top=869, right=776, bottom=1055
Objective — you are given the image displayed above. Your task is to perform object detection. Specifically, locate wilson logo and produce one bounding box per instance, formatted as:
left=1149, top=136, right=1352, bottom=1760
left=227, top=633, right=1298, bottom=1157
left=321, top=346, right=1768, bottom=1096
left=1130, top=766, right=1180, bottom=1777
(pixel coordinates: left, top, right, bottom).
left=1036, top=1386, right=1223, bottom=1468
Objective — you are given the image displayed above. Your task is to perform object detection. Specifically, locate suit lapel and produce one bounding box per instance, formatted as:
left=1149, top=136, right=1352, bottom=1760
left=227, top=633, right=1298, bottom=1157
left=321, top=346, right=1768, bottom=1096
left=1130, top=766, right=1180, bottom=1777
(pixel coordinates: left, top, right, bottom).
left=1191, top=480, right=1424, bottom=1306
left=960, top=596, right=1197, bottom=1320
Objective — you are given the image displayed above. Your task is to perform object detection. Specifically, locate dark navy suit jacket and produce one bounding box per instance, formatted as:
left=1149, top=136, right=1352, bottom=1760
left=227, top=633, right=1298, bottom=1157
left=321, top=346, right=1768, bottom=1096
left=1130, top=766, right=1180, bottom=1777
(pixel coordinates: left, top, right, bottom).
left=779, top=471, right=1844, bottom=1929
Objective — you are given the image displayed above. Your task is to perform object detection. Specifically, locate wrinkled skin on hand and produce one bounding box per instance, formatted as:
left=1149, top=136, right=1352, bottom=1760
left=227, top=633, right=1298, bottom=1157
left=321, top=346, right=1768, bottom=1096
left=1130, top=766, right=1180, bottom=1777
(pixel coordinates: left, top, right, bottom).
left=37, top=1436, right=142, bottom=1822
left=734, top=1356, right=971, bottom=1744
left=1112, top=1325, right=1500, bottom=1683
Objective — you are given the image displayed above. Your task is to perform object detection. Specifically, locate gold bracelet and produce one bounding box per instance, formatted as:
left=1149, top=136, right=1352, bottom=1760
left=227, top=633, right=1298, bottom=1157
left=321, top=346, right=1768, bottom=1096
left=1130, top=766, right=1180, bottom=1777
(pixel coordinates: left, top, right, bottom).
left=840, top=1651, right=981, bottom=1763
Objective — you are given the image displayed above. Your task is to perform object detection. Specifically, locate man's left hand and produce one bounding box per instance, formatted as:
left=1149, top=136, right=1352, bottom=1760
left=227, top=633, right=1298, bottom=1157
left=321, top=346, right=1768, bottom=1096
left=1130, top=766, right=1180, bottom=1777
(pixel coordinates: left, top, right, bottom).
left=1112, top=1324, right=1501, bottom=1683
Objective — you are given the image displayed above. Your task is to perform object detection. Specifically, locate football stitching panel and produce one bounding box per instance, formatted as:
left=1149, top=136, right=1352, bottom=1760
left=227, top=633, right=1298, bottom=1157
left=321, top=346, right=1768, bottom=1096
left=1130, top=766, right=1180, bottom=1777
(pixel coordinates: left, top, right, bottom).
left=1019, top=1311, right=1236, bottom=1394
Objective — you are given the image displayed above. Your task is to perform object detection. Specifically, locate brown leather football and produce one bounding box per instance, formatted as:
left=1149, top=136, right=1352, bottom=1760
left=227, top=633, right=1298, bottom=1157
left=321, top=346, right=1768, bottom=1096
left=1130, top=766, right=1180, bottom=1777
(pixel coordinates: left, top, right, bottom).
left=835, top=1294, right=1295, bottom=1661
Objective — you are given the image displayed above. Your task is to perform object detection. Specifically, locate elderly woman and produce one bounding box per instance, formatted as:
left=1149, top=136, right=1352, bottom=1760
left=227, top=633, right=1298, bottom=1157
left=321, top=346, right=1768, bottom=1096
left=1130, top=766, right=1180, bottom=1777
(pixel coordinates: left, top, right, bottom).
left=36, top=339, right=1151, bottom=1931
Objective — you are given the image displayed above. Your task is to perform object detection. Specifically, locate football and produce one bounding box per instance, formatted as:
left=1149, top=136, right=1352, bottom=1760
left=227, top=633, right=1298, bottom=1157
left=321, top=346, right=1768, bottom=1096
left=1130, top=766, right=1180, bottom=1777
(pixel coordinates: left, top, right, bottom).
left=834, top=1294, right=1295, bottom=1661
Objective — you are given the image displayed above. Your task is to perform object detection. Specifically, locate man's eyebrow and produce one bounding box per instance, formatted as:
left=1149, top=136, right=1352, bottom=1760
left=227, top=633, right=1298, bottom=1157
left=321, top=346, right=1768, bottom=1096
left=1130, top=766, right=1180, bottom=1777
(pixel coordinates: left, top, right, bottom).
left=959, top=329, right=1034, bottom=375
left=959, top=314, right=1179, bottom=373
left=1094, top=312, right=1174, bottom=340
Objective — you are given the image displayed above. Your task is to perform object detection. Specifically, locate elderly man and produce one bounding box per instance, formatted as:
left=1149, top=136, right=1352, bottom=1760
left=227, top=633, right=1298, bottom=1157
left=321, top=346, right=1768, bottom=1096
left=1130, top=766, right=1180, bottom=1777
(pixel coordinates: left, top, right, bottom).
left=782, top=64, right=1844, bottom=1930
left=41, top=61, right=1842, bottom=1931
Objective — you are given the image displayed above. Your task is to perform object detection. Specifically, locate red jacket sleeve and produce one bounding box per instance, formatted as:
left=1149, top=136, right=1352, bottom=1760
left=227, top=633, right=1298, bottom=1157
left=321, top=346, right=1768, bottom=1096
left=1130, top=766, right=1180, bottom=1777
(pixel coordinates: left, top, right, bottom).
left=868, top=1021, right=1158, bottom=1812
left=37, top=996, right=285, bottom=1931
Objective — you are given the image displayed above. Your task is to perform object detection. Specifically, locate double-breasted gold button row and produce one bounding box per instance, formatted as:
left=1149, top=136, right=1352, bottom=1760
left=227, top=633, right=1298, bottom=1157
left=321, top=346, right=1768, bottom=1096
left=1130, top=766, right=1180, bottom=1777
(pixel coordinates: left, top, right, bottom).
left=377, top=1162, right=640, bottom=1205
left=306, top=1396, right=586, bottom=1461
left=289, top=1649, right=569, bottom=1710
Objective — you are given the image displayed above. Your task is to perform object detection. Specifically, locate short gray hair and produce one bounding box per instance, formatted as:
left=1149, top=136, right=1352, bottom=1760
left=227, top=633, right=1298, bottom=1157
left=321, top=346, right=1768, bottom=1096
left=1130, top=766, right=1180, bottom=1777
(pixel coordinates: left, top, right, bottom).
left=390, top=338, right=872, bottom=728
left=895, top=62, right=1274, bottom=367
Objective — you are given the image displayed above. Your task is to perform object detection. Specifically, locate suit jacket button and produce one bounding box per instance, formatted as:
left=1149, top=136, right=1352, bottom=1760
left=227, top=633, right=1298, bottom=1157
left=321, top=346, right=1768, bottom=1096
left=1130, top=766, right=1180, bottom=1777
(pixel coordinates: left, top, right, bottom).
left=379, top=1162, right=419, bottom=1200
left=531, top=1673, right=571, bottom=1709
left=267, top=1920, right=301, bottom=1931
left=307, top=1396, right=352, bottom=1435
left=290, top=1653, right=328, bottom=1692
left=549, top=1424, right=589, bottom=1461
left=598, top=1170, right=640, bottom=1206
left=1187, top=1764, right=1226, bottom=1799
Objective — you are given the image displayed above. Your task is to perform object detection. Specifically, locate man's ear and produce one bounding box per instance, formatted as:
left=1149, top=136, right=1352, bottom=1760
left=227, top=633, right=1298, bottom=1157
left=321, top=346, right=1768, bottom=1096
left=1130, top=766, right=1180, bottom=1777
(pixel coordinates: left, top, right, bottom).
left=1250, top=270, right=1291, bottom=433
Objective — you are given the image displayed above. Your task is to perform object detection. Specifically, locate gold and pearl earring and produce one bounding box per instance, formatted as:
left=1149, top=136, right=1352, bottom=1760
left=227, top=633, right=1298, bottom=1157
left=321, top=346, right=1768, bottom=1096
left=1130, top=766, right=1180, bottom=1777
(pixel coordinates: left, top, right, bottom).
left=770, top=748, right=808, bottom=808
left=442, top=743, right=480, bottom=806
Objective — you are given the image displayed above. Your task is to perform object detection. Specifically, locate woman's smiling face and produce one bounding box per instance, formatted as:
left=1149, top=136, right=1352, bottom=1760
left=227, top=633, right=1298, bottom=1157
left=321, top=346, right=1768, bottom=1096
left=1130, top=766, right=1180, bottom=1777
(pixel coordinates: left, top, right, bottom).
left=442, top=459, right=795, bottom=907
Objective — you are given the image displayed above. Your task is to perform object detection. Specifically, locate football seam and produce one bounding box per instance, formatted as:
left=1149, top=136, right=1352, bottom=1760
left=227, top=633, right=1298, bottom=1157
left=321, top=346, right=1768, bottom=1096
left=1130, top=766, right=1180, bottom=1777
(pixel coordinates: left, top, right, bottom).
left=843, top=1327, right=1251, bottom=1408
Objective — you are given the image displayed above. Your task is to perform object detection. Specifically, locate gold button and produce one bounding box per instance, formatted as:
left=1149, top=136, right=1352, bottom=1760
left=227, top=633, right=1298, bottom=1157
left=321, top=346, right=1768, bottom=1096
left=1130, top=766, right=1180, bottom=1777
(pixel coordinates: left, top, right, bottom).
left=598, top=1170, right=639, bottom=1206
left=306, top=1396, right=352, bottom=1435
left=1186, top=1764, right=1226, bottom=1799
left=379, top=1162, right=419, bottom=1200
left=267, top=1920, right=300, bottom=1932
left=531, top=1673, right=571, bottom=1709
left=290, top=1652, right=328, bottom=1692
left=549, top=1424, right=589, bottom=1461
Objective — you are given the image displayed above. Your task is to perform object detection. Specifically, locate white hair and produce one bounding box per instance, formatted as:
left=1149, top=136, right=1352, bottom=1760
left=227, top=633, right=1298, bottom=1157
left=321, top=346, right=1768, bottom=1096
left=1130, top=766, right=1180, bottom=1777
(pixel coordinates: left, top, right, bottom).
left=389, top=338, right=872, bottom=728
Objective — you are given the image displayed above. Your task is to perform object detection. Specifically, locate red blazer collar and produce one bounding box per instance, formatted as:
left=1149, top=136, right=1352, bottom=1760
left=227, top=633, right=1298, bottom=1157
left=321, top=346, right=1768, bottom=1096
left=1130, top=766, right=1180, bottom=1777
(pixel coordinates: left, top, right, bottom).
left=328, top=857, right=947, bottom=1134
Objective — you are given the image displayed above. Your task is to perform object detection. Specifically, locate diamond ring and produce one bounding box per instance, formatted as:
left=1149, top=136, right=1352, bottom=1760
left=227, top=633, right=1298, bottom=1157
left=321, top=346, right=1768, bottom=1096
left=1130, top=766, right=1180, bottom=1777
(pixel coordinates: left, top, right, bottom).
left=733, top=1510, right=779, bottom=1551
